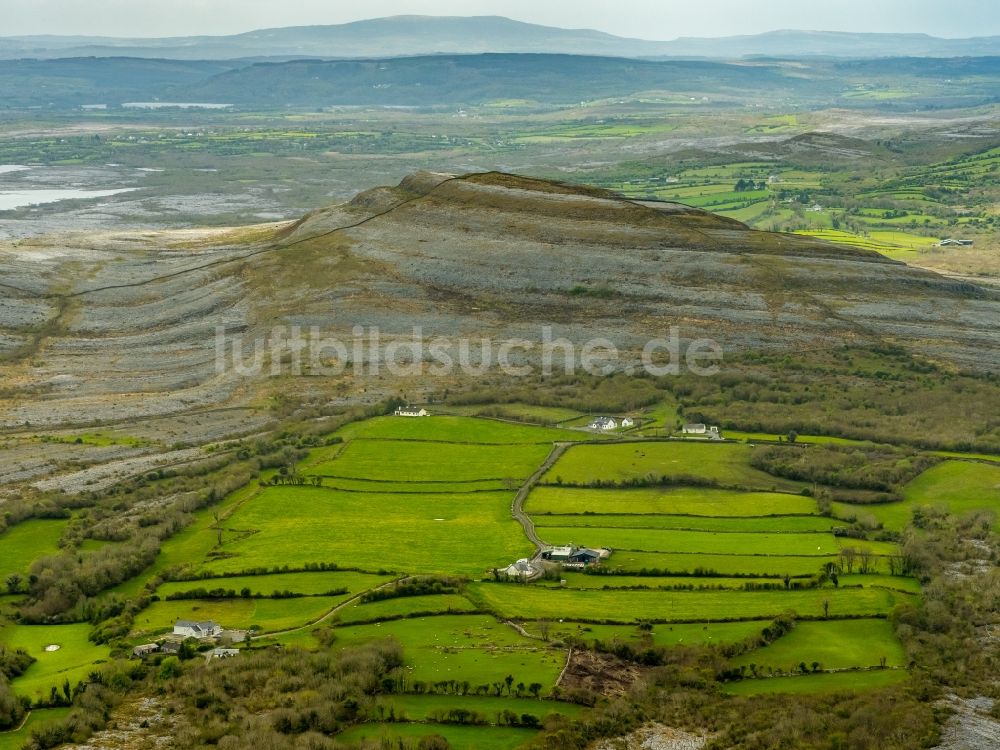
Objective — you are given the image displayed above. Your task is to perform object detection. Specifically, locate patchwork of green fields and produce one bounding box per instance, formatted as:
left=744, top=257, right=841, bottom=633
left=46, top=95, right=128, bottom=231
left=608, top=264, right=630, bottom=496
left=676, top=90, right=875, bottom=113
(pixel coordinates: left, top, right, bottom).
left=0, top=411, right=931, bottom=740
left=469, top=584, right=908, bottom=623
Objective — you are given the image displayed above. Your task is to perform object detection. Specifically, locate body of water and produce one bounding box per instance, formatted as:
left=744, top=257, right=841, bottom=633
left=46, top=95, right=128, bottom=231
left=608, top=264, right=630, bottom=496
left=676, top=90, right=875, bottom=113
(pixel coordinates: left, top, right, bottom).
left=0, top=188, right=137, bottom=211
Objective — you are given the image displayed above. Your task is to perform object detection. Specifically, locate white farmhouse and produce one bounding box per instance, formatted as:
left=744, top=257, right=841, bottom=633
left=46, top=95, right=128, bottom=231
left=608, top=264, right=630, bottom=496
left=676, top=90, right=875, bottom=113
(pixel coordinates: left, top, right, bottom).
left=682, top=423, right=721, bottom=439
left=395, top=406, right=429, bottom=417
left=588, top=416, right=618, bottom=431
left=173, top=620, right=222, bottom=639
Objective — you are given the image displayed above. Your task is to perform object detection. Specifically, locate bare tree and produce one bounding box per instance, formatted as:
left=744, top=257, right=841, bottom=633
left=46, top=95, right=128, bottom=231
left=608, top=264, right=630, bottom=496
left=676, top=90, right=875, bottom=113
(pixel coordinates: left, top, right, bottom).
left=858, top=547, right=874, bottom=575
left=840, top=547, right=857, bottom=575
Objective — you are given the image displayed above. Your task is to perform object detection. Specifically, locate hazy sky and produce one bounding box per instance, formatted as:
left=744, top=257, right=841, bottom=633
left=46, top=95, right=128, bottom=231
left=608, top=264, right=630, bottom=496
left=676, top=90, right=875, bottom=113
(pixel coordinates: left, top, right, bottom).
left=2, top=0, right=996, bottom=39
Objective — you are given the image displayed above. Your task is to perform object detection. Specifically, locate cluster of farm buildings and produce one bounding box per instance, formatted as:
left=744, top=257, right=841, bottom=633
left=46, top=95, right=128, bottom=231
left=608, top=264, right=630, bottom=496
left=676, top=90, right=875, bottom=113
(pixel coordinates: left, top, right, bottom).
left=132, top=620, right=242, bottom=660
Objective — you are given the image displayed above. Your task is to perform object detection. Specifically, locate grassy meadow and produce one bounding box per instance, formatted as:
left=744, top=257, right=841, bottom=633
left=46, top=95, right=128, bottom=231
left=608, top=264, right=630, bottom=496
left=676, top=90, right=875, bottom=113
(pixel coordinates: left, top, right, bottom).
left=544, top=442, right=800, bottom=489
left=332, top=615, right=565, bottom=692
left=527, top=486, right=818, bottom=516
left=468, top=584, right=908, bottom=623
left=722, top=668, right=909, bottom=695
left=0, top=519, right=67, bottom=583
left=3, top=623, right=111, bottom=701
left=207, top=486, right=530, bottom=575
left=733, top=619, right=906, bottom=673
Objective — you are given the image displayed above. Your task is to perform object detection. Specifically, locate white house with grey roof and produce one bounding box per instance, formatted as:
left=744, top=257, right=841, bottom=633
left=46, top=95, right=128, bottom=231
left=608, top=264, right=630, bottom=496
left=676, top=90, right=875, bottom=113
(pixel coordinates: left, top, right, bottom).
left=395, top=406, right=429, bottom=417
left=588, top=416, right=618, bottom=431
left=173, top=620, right=222, bottom=639
left=682, top=423, right=721, bottom=439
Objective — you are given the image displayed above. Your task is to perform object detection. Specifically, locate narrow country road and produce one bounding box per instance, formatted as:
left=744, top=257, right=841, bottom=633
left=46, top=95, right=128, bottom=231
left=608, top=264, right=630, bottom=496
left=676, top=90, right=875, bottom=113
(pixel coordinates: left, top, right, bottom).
left=261, top=575, right=410, bottom=638
left=512, top=441, right=571, bottom=556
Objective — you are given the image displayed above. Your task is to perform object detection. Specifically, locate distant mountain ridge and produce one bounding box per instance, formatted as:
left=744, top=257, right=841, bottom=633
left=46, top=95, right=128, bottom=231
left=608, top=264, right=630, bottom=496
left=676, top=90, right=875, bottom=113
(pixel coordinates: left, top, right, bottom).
left=1, top=15, right=999, bottom=61
left=3, top=53, right=998, bottom=110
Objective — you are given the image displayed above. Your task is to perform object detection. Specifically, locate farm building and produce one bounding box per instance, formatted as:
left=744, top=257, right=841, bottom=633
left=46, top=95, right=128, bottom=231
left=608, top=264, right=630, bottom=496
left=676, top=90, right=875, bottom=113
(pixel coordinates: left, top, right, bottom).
left=682, top=423, right=721, bottom=439
left=937, top=238, right=973, bottom=247
left=588, top=416, right=618, bottom=431
left=395, top=406, right=429, bottom=417
left=174, top=619, right=222, bottom=639
left=621, top=417, right=635, bottom=428
left=540, top=545, right=611, bottom=566
left=207, top=648, right=240, bottom=660
left=132, top=643, right=159, bottom=658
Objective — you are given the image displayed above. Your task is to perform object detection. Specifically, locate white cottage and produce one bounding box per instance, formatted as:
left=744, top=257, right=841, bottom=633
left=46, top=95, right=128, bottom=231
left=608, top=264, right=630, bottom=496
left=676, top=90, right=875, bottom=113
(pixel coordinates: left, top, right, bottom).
left=173, top=620, right=222, bottom=639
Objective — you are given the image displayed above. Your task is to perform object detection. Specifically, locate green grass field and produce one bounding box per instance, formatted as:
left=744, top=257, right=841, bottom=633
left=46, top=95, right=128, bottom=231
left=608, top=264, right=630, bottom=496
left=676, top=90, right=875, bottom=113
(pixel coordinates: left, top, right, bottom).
left=335, top=415, right=578, bottom=443
left=521, top=619, right=772, bottom=648
left=527, top=486, right=818, bottom=516
left=112, top=481, right=262, bottom=596
left=533, top=513, right=833, bottom=533
left=0, top=708, right=71, bottom=750
left=310, top=440, right=552, bottom=482
left=536, top=527, right=858, bottom=556
left=733, top=619, right=906, bottom=673
left=534, top=575, right=781, bottom=591
left=601, top=550, right=841, bottom=576
left=156, top=570, right=392, bottom=598
left=335, top=594, right=479, bottom=624
left=336, top=722, right=537, bottom=750
left=857, top=461, right=1000, bottom=530
left=132, top=595, right=348, bottom=636
left=332, top=615, right=565, bottom=692
left=722, top=668, right=908, bottom=695
left=377, top=693, right=585, bottom=722
left=544, top=442, right=800, bottom=489
left=455, top=404, right=584, bottom=425
left=0, top=520, right=68, bottom=583
left=206, top=487, right=530, bottom=575
left=3, top=623, right=111, bottom=701
left=469, top=584, right=908, bottom=623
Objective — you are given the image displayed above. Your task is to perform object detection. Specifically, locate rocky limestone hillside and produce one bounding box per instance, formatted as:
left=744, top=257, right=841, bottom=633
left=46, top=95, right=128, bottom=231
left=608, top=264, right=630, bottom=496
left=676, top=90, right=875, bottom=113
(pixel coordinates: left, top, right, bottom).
left=0, top=170, right=997, bottom=434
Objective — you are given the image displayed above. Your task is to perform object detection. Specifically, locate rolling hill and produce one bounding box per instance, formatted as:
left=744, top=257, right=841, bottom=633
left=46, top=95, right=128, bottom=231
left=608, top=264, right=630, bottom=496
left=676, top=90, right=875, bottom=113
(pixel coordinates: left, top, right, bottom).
left=1, top=171, right=996, bottom=429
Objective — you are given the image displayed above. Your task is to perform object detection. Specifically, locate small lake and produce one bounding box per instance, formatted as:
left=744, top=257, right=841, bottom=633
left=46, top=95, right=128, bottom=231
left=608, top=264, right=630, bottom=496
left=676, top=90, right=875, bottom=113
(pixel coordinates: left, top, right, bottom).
left=0, top=188, right=137, bottom=211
